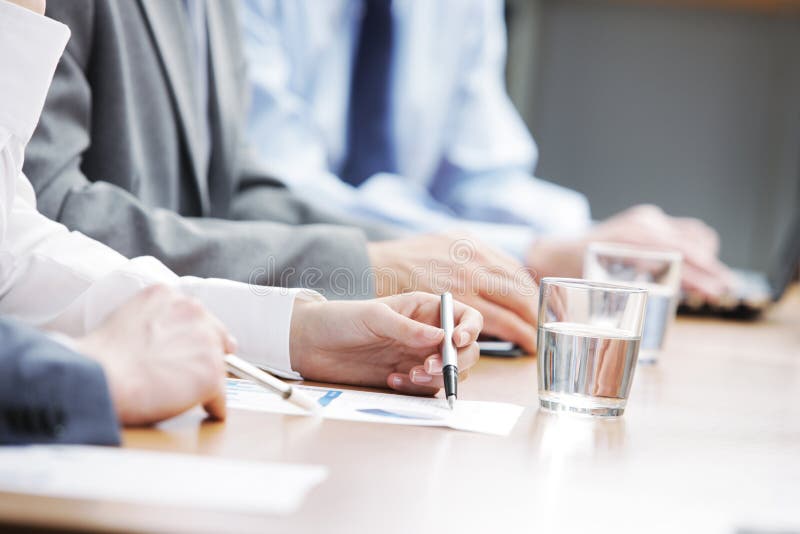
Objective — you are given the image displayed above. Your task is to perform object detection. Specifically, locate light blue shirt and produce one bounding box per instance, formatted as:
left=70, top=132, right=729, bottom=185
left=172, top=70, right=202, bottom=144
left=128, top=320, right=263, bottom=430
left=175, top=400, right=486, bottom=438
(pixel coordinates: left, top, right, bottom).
left=241, top=0, right=592, bottom=260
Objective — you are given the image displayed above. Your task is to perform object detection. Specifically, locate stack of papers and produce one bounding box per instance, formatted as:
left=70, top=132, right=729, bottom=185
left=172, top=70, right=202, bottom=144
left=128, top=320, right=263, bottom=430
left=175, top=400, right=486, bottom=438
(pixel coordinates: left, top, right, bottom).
left=0, top=446, right=327, bottom=515
left=226, top=379, right=524, bottom=436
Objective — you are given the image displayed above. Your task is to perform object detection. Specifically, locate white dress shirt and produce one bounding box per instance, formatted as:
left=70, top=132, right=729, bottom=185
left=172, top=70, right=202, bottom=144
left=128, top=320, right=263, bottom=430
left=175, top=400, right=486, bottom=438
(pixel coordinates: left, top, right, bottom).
left=242, top=0, right=592, bottom=260
left=0, top=0, right=316, bottom=379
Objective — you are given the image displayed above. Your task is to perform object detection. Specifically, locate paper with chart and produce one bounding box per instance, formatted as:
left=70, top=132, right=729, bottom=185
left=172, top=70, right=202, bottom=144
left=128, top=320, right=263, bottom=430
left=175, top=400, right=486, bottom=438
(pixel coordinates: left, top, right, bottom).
left=226, top=378, right=524, bottom=436
left=0, top=445, right=327, bottom=515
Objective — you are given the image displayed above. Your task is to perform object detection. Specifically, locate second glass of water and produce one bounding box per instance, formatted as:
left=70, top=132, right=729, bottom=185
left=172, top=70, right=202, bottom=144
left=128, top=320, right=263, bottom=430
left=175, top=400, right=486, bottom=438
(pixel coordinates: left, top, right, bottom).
left=537, top=278, right=648, bottom=417
left=584, top=242, right=682, bottom=363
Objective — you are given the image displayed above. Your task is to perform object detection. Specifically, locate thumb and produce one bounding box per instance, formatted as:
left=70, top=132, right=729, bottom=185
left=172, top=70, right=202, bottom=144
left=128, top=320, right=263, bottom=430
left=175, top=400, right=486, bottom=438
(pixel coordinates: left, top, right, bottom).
left=366, top=304, right=444, bottom=349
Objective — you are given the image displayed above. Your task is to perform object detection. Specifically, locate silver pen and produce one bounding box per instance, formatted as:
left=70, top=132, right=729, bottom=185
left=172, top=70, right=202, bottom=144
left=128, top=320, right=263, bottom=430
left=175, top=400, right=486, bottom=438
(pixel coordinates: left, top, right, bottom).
left=440, top=292, right=458, bottom=410
left=225, top=354, right=320, bottom=414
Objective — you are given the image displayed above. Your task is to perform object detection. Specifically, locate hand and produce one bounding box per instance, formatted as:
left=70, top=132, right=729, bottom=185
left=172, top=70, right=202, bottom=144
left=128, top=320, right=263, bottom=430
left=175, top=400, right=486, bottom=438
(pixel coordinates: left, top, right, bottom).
left=527, top=204, right=735, bottom=299
left=75, top=285, right=236, bottom=426
left=368, top=233, right=538, bottom=353
left=289, top=292, right=483, bottom=396
left=6, top=0, right=45, bottom=14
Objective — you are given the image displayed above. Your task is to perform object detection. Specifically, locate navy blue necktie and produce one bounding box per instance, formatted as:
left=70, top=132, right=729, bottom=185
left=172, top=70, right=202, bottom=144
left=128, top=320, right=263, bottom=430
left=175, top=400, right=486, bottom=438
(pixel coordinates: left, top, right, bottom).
left=341, top=0, right=396, bottom=187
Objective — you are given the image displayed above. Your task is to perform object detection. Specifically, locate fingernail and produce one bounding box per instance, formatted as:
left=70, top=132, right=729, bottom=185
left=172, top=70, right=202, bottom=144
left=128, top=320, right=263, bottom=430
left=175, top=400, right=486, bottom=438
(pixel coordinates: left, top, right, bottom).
left=391, top=376, right=403, bottom=388
left=411, top=369, right=433, bottom=384
left=426, top=359, right=443, bottom=374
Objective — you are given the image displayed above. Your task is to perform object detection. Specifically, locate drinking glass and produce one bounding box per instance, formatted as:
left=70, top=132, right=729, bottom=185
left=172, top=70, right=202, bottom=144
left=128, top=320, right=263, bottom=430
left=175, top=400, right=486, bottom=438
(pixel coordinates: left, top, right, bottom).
left=537, top=278, right=648, bottom=417
left=584, top=243, right=682, bottom=363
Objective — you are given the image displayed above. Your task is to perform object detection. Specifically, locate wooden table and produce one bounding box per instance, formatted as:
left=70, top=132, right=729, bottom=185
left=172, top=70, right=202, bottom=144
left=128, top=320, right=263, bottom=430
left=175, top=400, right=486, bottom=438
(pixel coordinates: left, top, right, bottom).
left=1, top=288, right=799, bottom=534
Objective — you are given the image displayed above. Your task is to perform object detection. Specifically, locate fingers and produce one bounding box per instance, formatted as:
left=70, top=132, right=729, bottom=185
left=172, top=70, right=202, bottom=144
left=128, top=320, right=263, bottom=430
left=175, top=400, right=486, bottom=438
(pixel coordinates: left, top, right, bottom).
left=367, top=303, right=445, bottom=349
left=451, top=300, right=483, bottom=347
left=680, top=262, right=729, bottom=300
left=222, top=335, right=238, bottom=355
left=473, top=253, right=538, bottom=327
left=675, top=217, right=720, bottom=254
left=204, top=308, right=238, bottom=354
left=473, top=297, right=537, bottom=353
left=600, top=207, right=734, bottom=300
left=202, top=376, right=227, bottom=421
left=387, top=372, right=440, bottom=396
left=425, top=356, right=443, bottom=374
left=408, top=366, right=471, bottom=389
left=202, top=396, right=227, bottom=421
left=423, top=339, right=480, bottom=375
left=381, top=292, right=484, bottom=347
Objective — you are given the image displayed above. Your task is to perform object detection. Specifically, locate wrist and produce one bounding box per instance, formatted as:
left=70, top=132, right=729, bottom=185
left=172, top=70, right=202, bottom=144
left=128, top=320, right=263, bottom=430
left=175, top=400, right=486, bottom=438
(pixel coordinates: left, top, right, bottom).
left=289, top=298, right=325, bottom=377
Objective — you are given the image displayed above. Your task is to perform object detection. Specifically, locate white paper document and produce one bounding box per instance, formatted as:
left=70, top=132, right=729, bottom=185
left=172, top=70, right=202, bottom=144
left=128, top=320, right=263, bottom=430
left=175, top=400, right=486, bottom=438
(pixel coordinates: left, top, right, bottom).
left=227, top=379, right=524, bottom=436
left=0, top=445, right=327, bottom=515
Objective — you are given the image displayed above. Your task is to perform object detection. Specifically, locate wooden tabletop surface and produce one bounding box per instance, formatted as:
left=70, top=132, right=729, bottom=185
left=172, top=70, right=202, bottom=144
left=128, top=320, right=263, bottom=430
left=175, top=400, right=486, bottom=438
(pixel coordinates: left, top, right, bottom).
left=1, top=287, right=798, bottom=534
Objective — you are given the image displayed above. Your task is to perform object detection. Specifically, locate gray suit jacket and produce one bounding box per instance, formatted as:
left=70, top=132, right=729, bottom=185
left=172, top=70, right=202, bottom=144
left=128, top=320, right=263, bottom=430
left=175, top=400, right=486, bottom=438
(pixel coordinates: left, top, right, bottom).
left=0, top=320, right=119, bottom=445
left=24, top=0, right=396, bottom=299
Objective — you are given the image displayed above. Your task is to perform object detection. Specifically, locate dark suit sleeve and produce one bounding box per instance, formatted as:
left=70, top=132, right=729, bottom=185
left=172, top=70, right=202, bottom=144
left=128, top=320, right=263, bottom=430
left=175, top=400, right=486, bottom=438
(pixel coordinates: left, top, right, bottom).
left=23, top=0, right=376, bottom=300
left=0, top=320, right=120, bottom=446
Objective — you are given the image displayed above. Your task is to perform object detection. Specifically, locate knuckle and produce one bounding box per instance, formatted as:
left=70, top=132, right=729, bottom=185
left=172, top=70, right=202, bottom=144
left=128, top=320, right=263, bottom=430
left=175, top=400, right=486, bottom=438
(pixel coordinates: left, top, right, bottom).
left=632, top=204, right=662, bottom=220
left=376, top=302, right=395, bottom=318
left=143, top=283, right=172, bottom=300
left=177, top=296, right=207, bottom=317
left=408, top=290, right=428, bottom=301
left=199, top=329, right=222, bottom=348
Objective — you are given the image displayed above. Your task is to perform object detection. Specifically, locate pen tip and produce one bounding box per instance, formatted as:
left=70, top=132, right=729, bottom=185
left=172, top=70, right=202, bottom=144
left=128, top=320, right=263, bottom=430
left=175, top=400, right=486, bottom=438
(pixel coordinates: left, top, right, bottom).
left=290, top=389, right=321, bottom=416
left=447, top=396, right=455, bottom=410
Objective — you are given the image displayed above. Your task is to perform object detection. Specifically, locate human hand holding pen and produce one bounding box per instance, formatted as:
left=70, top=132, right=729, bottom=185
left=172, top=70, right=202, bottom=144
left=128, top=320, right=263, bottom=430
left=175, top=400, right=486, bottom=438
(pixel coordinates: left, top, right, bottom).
left=289, top=292, right=483, bottom=396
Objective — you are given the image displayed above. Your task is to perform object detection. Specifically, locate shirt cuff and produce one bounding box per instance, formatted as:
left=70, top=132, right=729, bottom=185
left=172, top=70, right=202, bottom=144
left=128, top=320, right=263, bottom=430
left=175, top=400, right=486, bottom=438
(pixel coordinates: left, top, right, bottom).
left=176, top=279, right=325, bottom=380
left=0, top=0, right=70, bottom=143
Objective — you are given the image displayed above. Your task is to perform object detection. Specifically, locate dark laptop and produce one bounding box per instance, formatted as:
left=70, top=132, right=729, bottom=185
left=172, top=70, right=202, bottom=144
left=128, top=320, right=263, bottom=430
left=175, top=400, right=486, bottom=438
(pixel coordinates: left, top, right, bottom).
left=679, top=211, right=800, bottom=319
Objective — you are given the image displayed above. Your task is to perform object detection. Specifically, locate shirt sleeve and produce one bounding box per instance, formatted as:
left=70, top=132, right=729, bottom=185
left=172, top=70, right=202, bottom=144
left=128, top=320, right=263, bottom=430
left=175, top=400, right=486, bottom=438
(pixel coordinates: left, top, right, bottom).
left=242, top=0, right=343, bottom=189
left=0, top=179, right=319, bottom=378
left=430, top=0, right=592, bottom=237
left=351, top=172, right=537, bottom=261
left=0, top=0, right=70, bottom=243
left=0, top=0, right=70, bottom=147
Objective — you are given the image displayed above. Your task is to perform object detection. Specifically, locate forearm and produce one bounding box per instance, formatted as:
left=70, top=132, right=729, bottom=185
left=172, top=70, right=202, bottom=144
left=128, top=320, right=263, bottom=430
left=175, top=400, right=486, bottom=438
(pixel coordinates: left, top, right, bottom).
left=1, top=185, right=329, bottom=376
left=32, top=173, right=376, bottom=297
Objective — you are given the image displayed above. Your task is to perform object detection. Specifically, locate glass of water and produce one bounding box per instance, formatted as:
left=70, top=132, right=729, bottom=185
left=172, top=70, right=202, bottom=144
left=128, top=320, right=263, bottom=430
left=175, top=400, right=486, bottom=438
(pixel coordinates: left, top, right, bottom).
left=537, top=278, right=648, bottom=417
left=584, top=242, right=682, bottom=363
